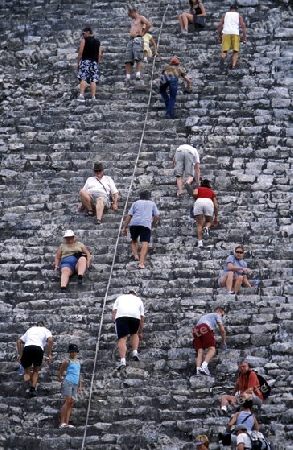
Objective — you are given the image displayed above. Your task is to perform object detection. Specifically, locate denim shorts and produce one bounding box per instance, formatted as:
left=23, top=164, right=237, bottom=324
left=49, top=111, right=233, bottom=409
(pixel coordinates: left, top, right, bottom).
left=61, top=379, right=78, bottom=400
left=60, top=255, right=79, bottom=272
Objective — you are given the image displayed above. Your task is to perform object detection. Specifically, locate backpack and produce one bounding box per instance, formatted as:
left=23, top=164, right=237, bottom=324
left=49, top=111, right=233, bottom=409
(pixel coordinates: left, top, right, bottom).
left=253, top=371, right=271, bottom=399
left=248, top=431, right=272, bottom=450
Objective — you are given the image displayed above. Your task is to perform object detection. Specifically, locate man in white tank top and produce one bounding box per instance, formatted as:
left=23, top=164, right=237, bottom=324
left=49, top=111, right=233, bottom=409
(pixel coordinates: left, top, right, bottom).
left=218, top=5, right=247, bottom=69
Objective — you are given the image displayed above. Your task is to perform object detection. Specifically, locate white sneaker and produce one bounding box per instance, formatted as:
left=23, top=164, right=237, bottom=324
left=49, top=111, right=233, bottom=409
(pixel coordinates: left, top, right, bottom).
left=228, top=290, right=235, bottom=294
left=117, top=360, right=126, bottom=370
left=203, top=227, right=209, bottom=238
left=198, top=365, right=211, bottom=376
left=132, top=351, right=140, bottom=361
left=77, top=94, right=85, bottom=102
left=198, top=240, right=203, bottom=248
left=59, top=423, right=68, bottom=428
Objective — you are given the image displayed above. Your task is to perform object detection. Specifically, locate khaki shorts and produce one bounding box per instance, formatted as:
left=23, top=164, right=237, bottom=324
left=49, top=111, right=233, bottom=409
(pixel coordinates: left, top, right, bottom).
left=90, top=194, right=111, bottom=209
left=222, top=34, right=240, bottom=52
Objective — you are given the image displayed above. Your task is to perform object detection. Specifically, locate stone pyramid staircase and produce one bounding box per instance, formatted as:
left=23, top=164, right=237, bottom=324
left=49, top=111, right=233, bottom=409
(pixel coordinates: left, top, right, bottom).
left=0, top=0, right=292, bottom=449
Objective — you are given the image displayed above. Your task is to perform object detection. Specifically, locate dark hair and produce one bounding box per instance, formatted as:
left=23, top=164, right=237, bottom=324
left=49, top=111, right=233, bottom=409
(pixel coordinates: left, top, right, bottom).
left=230, top=4, right=238, bottom=10
left=37, top=321, right=45, bottom=327
left=140, top=190, right=150, bottom=200
left=83, top=27, right=92, bottom=34
left=235, top=245, right=244, bottom=252
left=201, top=179, right=211, bottom=188
left=128, top=7, right=136, bottom=13
left=238, top=360, right=251, bottom=368
left=242, top=399, right=253, bottom=409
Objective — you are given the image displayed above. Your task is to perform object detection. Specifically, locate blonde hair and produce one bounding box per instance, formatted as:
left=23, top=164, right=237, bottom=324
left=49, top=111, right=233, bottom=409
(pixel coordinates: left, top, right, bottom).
left=195, top=434, right=209, bottom=446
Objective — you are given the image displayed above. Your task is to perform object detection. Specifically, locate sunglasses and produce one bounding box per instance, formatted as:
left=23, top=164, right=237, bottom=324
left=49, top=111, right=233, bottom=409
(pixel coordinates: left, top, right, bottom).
left=235, top=251, right=244, bottom=254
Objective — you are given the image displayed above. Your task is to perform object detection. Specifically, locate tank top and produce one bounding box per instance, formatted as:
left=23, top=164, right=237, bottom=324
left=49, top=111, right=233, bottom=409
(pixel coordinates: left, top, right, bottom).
left=237, top=411, right=255, bottom=431
left=222, top=11, right=240, bottom=35
left=65, top=359, right=81, bottom=385
left=82, top=36, right=100, bottom=61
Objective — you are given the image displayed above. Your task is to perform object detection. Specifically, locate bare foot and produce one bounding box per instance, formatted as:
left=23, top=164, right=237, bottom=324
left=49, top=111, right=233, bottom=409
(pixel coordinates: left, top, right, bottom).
left=77, top=204, right=85, bottom=212
left=134, top=255, right=139, bottom=261
left=138, top=264, right=145, bottom=269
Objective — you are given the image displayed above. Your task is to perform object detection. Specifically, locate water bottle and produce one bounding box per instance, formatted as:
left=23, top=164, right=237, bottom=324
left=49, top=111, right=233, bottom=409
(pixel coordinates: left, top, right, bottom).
left=253, top=279, right=260, bottom=288
left=19, top=364, right=24, bottom=376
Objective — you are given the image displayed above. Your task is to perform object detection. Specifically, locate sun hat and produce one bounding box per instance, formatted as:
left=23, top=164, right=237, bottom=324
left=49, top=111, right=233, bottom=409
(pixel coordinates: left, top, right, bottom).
left=63, top=230, right=75, bottom=238
left=94, top=162, right=104, bottom=172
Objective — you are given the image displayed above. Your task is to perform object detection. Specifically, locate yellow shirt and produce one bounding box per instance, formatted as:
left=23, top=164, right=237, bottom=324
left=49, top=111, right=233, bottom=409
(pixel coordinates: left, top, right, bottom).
left=143, top=33, right=153, bottom=57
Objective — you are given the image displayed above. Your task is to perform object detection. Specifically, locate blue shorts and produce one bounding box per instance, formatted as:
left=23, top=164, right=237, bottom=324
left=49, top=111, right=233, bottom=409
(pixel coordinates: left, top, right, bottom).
left=130, top=226, right=151, bottom=243
left=61, top=379, right=78, bottom=400
left=60, top=255, right=79, bottom=272
left=115, top=317, right=140, bottom=339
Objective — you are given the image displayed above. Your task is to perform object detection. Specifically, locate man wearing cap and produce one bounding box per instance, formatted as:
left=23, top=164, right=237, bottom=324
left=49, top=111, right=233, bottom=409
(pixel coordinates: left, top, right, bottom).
left=173, top=143, right=200, bottom=197
left=17, top=321, right=53, bottom=397
left=112, top=290, right=145, bottom=369
left=234, top=424, right=251, bottom=449
left=218, top=5, right=247, bottom=70
left=194, top=434, right=210, bottom=449
left=79, top=162, right=119, bottom=225
left=77, top=27, right=102, bottom=101
left=160, top=57, right=191, bottom=118
left=125, top=7, right=152, bottom=81
left=122, top=190, right=160, bottom=269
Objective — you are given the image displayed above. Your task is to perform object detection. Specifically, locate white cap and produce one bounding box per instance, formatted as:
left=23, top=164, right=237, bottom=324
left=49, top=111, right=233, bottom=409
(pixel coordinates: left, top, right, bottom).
left=63, top=229, right=75, bottom=238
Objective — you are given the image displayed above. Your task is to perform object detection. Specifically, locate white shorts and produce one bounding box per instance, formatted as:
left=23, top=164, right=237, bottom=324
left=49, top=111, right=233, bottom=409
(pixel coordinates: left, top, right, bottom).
left=193, top=198, right=214, bottom=216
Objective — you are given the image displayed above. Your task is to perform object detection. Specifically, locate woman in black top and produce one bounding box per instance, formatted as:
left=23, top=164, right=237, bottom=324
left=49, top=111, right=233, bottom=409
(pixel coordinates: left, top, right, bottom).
left=178, top=0, right=206, bottom=34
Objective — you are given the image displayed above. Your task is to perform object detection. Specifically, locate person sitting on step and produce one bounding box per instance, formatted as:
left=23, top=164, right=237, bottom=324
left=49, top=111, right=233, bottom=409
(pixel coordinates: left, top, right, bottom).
left=79, top=162, right=119, bottom=225
left=178, top=0, right=206, bottom=34
left=54, top=230, right=91, bottom=291
left=218, top=245, right=252, bottom=294
left=221, top=360, right=264, bottom=413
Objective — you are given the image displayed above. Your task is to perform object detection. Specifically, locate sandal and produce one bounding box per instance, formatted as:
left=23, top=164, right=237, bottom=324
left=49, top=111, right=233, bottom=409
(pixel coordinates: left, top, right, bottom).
left=84, top=210, right=94, bottom=217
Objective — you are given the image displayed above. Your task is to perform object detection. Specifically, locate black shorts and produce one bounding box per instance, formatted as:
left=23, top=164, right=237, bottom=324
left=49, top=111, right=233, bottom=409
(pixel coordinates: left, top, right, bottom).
left=21, top=345, right=44, bottom=368
left=115, top=317, right=140, bottom=338
left=129, top=226, right=151, bottom=243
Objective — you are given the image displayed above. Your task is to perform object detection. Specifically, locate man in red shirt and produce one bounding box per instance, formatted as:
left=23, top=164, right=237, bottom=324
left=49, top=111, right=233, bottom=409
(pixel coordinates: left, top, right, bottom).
left=221, top=360, right=263, bottom=412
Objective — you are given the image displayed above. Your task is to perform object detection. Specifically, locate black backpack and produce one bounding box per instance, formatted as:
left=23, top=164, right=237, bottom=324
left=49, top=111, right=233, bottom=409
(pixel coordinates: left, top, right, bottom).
left=253, top=372, right=271, bottom=399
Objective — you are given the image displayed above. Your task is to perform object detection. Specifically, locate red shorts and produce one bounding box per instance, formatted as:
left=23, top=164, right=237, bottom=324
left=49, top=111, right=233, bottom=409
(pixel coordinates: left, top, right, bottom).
left=193, top=323, right=216, bottom=350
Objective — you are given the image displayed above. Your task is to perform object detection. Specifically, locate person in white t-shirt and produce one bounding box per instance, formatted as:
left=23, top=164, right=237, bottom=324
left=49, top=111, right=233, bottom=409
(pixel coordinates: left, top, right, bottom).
left=16, top=321, right=53, bottom=396
left=173, top=144, right=200, bottom=197
left=79, top=162, right=119, bottom=225
left=218, top=4, right=247, bottom=69
left=112, top=290, right=145, bottom=369
left=235, top=424, right=252, bottom=449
